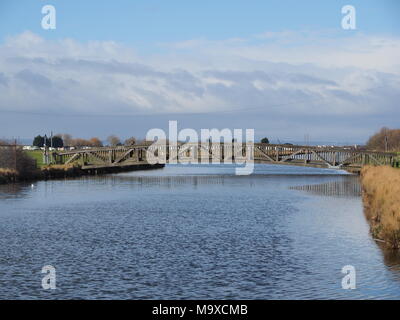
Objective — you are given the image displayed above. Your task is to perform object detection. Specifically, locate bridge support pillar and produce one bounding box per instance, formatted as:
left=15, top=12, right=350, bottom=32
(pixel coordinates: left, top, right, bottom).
left=332, top=152, right=337, bottom=167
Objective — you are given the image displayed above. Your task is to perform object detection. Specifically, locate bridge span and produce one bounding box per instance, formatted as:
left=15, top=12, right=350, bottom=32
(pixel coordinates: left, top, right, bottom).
left=52, top=143, right=397, bottom=173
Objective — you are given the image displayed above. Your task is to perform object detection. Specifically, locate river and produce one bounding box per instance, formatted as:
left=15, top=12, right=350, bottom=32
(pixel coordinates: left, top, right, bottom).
left=0, top=164, right=400, bottom=299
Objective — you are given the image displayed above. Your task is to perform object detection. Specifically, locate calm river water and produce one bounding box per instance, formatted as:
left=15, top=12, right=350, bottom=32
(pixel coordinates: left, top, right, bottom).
left=0, top=164, right=400, bottom=299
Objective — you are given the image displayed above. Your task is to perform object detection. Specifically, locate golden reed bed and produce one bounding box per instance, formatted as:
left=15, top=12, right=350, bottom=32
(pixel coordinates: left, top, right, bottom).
left=0, top=168, right=17, bottom=183
left=0, top=164, right=80, bottom=184
left=361, top=166, right=400, bottom=248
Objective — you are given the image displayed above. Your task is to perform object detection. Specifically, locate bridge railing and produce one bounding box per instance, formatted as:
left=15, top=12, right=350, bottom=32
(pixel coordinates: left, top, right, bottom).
left=54, top=143, right=397, bottom=169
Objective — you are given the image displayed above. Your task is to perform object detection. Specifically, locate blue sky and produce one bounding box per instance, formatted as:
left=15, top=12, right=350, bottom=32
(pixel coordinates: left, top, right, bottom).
left=0, top=1, right=399, bottom=144
left=1, top=0, right=399, bottom=46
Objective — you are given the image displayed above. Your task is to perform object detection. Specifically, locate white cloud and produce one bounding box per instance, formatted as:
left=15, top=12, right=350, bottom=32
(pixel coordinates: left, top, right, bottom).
left=0, top=30, right=399, bottom=119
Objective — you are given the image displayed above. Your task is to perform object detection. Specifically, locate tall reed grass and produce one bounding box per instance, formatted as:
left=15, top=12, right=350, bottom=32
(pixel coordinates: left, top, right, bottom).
left=0, top=168, right=17, bottom=184
left=361, top=166, right=400, bottom=248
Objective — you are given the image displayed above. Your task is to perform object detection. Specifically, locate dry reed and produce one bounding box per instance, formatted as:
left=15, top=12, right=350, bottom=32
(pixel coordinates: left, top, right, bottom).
left=361, top=166, right=400, bottom=248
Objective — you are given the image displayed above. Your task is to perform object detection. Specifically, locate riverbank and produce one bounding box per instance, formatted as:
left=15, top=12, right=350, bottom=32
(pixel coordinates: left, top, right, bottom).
left=0, top=169, right=18, bottom=184
left=0, top=168, right=43, bottom=184
left=0, top=163, right=165, bottom=184
left=361, top=165, right=400, bottom=248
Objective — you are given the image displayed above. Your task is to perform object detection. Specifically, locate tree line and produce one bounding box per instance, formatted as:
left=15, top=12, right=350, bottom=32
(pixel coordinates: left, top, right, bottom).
left=31, top=134, right=273, bottom=148
left=32, top=134, right=138, bottom=148
left=366, top=127, right=400, bottom=152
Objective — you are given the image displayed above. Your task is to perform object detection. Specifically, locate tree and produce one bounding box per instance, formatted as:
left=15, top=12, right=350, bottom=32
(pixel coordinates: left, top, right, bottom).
left=32, top=135, right=63, bottom=148
left=51, top=136, right=64, bottom=148
left=89, top=137, right=103, bottom=147
left=0, top=140, right=38, bottom=177
left=32, top=135, right=44, bottom=147
left=124, top=137, right=136, bottom=146
left=71, top=138, right=88, bottom=147
left=366, top=127, right=400, bottom=152
left=59, top=133, right=72, bottom=147
left=107, top=135, right=121, bottom=146
left=261, top=137, right=270, bottom=144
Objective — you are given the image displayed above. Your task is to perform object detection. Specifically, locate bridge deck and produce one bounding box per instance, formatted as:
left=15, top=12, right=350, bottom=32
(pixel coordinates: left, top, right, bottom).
left=51, top=143, right=397, bottom=173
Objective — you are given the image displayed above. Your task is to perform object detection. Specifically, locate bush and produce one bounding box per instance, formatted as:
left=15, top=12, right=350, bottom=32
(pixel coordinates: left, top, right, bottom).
left=0, top=141, right=39, bottom=180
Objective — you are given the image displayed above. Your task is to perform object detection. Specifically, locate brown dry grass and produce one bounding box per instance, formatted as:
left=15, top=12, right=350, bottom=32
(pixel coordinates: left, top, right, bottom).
left=41, top=163, right=77, bottom=171
left=0, top=168, right=16, bottom=174
left=41, top=163, right=85, bottom=179
left=361, top=166, right=400, bottom=248
left=0, top=168, right=17, bottom=184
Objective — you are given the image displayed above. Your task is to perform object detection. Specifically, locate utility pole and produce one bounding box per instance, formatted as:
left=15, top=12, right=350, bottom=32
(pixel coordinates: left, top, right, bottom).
left=43, top=134, right=48, bottom=165
left=50, top=131, right=53, bottom=164
left=13, top=139, right=17, bottom=173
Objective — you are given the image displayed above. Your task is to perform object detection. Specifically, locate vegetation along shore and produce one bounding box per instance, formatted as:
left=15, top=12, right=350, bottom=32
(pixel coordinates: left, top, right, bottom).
left=361, top=165, right=400, bottom=248
left=0, top=140, right=164, bottom=184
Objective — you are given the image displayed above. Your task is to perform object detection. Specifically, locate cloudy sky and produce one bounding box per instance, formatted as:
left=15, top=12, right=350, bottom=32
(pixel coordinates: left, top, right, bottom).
left=0, top=0, right=399, bottom=144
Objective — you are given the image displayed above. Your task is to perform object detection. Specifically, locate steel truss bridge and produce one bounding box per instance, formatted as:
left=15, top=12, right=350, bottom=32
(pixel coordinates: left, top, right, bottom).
left=53, top=143, right=397, bottom=173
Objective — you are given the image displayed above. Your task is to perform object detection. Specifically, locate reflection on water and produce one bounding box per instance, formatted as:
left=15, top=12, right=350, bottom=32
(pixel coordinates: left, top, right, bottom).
left=87, top=174, right=349, bottom=189
left=290, top=176, right=362, bottom=198
left=0, top=182, right=32, bottom=200
left=0, top=164, right=400, bottom=299
left=382, top=248, right=400, bottom=274
left=292, top=175, right=400, bottom=289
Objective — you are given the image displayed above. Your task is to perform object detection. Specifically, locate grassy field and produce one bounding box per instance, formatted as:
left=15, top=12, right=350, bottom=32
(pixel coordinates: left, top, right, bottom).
left=25, top=150, right=45, bottom=168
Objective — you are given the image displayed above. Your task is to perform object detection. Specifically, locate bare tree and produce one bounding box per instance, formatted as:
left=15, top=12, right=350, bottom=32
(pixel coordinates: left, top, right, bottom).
left=89, top=137, right=103, bottom=147
left=70, top=138, right=88, bottom=147
left=58, top=133, right=72, bottom=147
left=107, top=135, right=121, bottom=146
left=366, top=127, right=400, bottom=152
left=0, top=140, right=37, bottom=176
left=124, top=137, right=136, bottom=146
